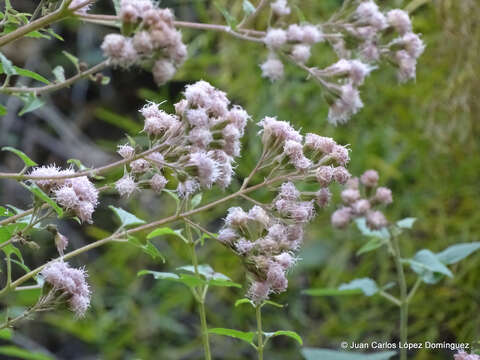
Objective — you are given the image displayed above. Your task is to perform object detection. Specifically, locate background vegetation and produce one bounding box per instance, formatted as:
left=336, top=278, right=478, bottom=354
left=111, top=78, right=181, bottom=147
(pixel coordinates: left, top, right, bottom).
left=0, top=0, right=479, bottom=359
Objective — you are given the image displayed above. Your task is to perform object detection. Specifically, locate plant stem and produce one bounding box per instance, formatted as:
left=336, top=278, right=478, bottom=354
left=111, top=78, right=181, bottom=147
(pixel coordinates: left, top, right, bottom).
left=256, top=305, right=264, bottom=360
left=0, top=60, right=109, bottom=95
left=186, top=217, right=212, bottom=360
left=391, top=234, right=408, bottom=360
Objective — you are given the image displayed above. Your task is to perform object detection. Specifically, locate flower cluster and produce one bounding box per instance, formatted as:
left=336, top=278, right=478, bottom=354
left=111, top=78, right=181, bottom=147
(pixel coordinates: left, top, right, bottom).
left=29, top=166, right=98, bottom=223
left=216, top=119, right=351, bottom=303
left=331, top=169, right=392, bottom=230
left=41, top=261, right=91, bottom=317
left=259, top=0, right=424, bottom=125
left=114, top=81, right=249, bottom=198
left=101, top=0, right=187, bottom=85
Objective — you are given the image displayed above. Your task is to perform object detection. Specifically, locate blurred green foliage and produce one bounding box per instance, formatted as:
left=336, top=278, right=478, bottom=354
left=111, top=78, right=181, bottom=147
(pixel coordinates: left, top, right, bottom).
left=1, top=0, right=479, bottom=359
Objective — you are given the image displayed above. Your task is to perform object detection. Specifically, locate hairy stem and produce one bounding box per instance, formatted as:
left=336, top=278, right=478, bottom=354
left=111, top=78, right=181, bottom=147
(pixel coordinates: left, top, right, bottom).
left=186, top=218, right=212, bottom=360
left=391, top=234, right=408, bottom=360
left=256, top=305, right=264, bottom=360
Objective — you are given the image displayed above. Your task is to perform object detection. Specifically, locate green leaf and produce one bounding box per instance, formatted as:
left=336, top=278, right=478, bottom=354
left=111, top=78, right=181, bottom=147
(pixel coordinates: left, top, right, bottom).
left=25, top=183, right=63, bottom=217
left=0, top=206, right=13, bottom=217
left=13, top=67, right=49, bottom=84
left=262, top=300, right=284, bottom=308
left=338, top=278, right=379, bottom=296
left=0, top=345, right=53, bottom=360
left=100, top=75, right=111, bottom=85
left=0, top=104, right=6, bottom=116
left=128, top=236, right=165, bottom=262
left=147, top=227, right=187, bottom=243
left=43, top=28, right=64, bottom=41
left=214, top=2, right=238, bottom=30
left=242, top=0, right=256, bottom=15
left=2, top=147, right=37, bottom=167
left=191, top=193, right=202, bottom=208
left=208, top=328, right=255, bottom=345
left=0, top=329, right=12, bottom=340
left=356, top=237, right=385, bottom=255
left=52, top=66, right=65, bottom=83
left=302, top=348, right=396, bottom=360
left=264, top=330, right=302, bottom=345
left=177, top=264, right=241, bottom=288
left=62, top=51, right=79, bottom=69
left=302, top=288, right=363, bottom=296
left=235, top=298, right=255, bottom=307
left=405, top=249, right=453, bottom=284
left=355, top=218, right=390, bottom=240
left=18, top=93, right=45, bottom=115
left=396, top=217, right=417, bottom=229
left=0, top=51, right=17, bottom=75
left=109, top=205, right=145, bottom=228
left=436, top=242, right=480, bottom=265
left=138, top=270, right=204, bottom=287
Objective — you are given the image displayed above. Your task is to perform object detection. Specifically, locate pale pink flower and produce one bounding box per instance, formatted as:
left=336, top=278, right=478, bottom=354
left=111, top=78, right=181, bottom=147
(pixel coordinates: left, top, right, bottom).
left=402, top=32, right=425, bottom=58
left=55, top=186, right=79, bottom=210
left=316, top=166, right=334, bottom=187
left=117, top=144, right=135, bottom=159
left=271, top=0, right=291, bottom=16
left=305, top=134, right=336, bottom=153
left=291, top=44, right=311, bottom=64
left=150, top=173, right=168, bottom=192
left=331, top=207, right=352, bottom=228
left=328, top=84, right=364, bottom=125
left=387, top=9, right=412, bottom=35
left=341, top=188, right=361, bottom=204
left=130, top=159, right=150, bottom=174
left=316, top=188, right=332, bottom=208
left=375, top=187, right=393, bottom=204
left=176, top=178, right=200, bottom=197
left=366, top=210, right=388, bottom=229
left=247, top=281, right=271, bottom=303
left=333, top=166, right=351, bottom=184
left=55, top=233, right=69, bottom=256
left=260, top=56, right=284, bottom=82
left=188, top=152, right=220, bottom=188
left=274, top=252, right=296, bottom=270
left=352, top=199, right=370, bottom=214
left=218, top=228, right=238, bottom=245
left=225, top=207, right=249, bottom=228
left=153, top=59, right=176, bottom=86
left=236, top=238, right=255, bottom=254
left=279, top=182, right=300, bottom=200
left=264, top=28, right=287, bottom=48
left=360, top=169, right=379, bottom=187
left=115, top=175, right=137, bottom=197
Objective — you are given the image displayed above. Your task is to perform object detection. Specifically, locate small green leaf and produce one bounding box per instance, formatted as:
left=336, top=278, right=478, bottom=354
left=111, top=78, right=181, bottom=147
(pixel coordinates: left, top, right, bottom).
left=0, top=345, right=53, bottom=360
left=0, top=206, right=13, bottom=217
left=355, top=218, right=390, bottom=240
left=18, top=93, right=45, bottom=115
left=396, top=217, right=417, bottom=229
left=214, top=2, right=238, bottom=29
left=242, top=0, right=256, bottom=15
left=128, top=236, right=165, bottom=262
left=235, top=298, right=254, bottom=307
left=338, top=278, right=379, bottom=296
left=2, top=146, right=37, bottom=167
left=52, top=66, right=65, bottom=82
left=264, top=330, right=302, bottom=345
left=101, top=76, right=111, bottom=85
left=138, top=270, right=204, bottom=287
left=191, top=193, right=202, bottom=208
left=43, top=28, right=64, bottom=41
left=302, top=348, right=396, bottom=360
left=13, top=67, right=50, bottom=84
left=208, top=328, right=255, bottom=345
left=177, top=264, right=241, bottom=288
left=109, top=205, right=145, bottom=228
left=436, top=242, right=480, bottom=265
left=147, top=227, right=187, bottom=242
left=62, top=51, right=79, bottom=69
left=0, top=104, right=6, bottom=116
left=0, top=51, right=17, bottom=75
left=405, top=249, right=453, bottom=284
left=25, top=183, right=63, bottom=217
left=356, top=237, right=385, bottom=255
left=0, top=329, right=12, bottom=340
left=262, top=300, right=284, bottom=308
